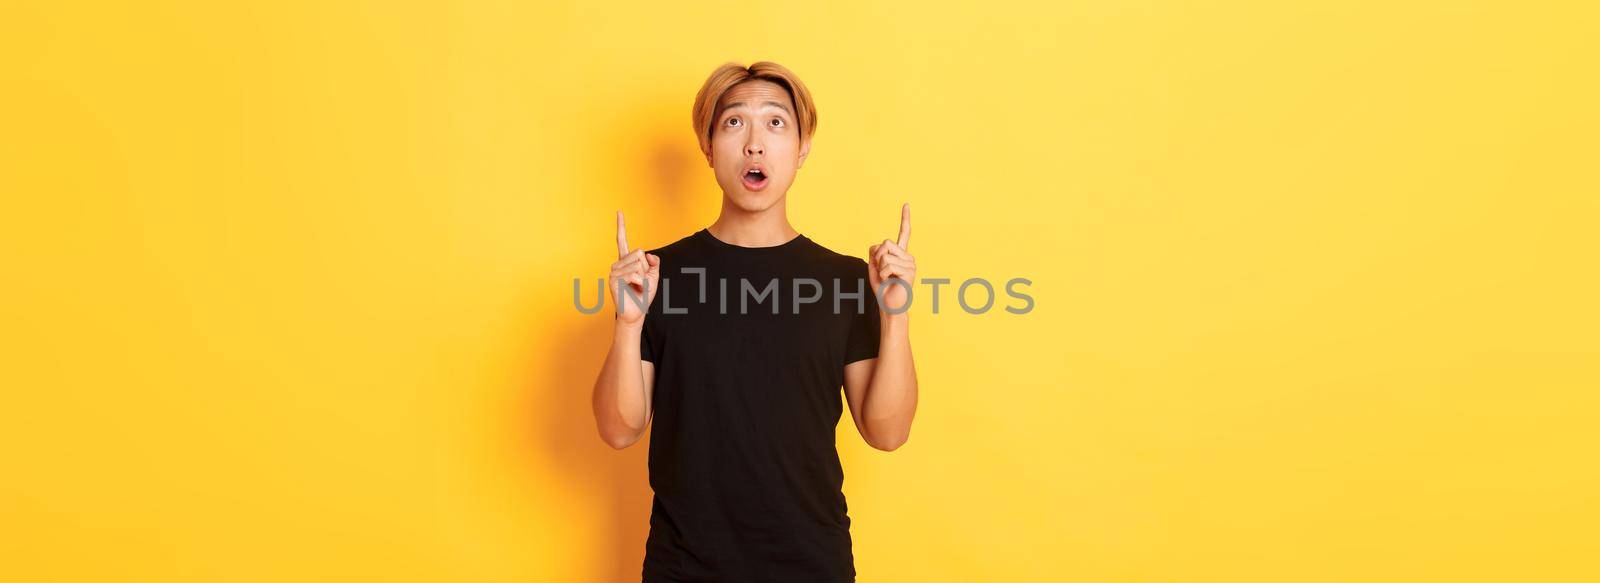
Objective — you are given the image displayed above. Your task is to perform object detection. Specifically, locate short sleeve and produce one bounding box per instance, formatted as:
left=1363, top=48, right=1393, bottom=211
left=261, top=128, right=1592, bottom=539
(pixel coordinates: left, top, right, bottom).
left=636, top=249, right=663, bottom=364
left=639, top=299, right=659, bottom=364
left=639, top=323, right=656, bottom=363
left=843, top=261, right=881, bottom=365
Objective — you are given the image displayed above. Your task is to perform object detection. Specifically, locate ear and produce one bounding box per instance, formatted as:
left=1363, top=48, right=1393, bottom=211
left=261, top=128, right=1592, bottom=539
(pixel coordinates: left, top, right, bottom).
left=797, top=138, right=812, bottom=169
left=703, top=144, right=714, bottom=168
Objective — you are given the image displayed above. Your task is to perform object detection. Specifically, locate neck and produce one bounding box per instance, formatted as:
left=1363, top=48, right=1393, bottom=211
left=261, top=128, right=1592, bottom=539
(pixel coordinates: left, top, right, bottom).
left=708, top=195, right=800, bottom=247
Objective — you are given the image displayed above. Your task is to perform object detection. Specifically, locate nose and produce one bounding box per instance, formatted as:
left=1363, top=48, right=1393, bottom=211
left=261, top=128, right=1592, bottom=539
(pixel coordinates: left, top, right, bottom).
left=744, top=136, right=764, bottom=157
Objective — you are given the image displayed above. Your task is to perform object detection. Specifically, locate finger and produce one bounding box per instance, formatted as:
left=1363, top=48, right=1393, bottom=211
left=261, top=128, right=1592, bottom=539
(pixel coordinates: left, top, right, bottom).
left=880, top=256, right=914, bottom=272
left=610, top=266, right=637, bottom=280
left=879, top=252, right=915, bottom=271
left=616, top=211, right=630, bottom=259
left=612, top=250, right=645, bottom=271
left=879, top=241, right=912, bottom=262
left=611, top=268, right=641, bottom=284
left=645, top=254, right=661, bottom=276
left=874, top=240, right=897, bottom=265
left=880, top=267, right=912, bottom=282
left=879, top=260, right=915, bottom=279
left=896, top=203, right=910, bottom=250
left=611, top=276, right=641, bottom=295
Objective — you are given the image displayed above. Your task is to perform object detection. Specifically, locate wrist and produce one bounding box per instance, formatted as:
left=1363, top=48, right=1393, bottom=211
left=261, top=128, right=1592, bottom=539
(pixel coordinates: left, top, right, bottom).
left=614, top=319, right=644, bottom=338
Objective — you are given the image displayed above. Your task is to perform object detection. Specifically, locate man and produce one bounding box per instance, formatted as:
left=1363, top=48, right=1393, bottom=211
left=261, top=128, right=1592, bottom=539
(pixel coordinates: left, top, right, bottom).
left=591, top=61, right=919, bottom=582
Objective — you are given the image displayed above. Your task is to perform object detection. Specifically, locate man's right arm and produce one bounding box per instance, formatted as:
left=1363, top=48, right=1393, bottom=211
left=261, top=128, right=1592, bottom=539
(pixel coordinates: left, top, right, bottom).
left=593, top=322, right=655, bottom=449
left=591, top=211, right=659, bottom=449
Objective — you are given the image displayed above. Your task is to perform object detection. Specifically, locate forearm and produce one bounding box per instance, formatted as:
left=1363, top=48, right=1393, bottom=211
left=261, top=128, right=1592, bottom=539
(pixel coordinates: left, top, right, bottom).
left=863, top=314, right=918, bottom=449
left=592, top=322, right=650, bottom=449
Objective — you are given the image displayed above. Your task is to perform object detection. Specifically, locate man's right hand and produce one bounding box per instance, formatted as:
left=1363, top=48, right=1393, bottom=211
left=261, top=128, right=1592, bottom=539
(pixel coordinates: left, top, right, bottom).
left=610, top=211, right=660, bottom=326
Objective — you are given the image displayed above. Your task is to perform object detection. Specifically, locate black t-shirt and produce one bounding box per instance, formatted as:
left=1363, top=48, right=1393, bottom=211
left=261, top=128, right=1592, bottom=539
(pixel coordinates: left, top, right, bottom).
left=638, top=228, right=880, bottom=582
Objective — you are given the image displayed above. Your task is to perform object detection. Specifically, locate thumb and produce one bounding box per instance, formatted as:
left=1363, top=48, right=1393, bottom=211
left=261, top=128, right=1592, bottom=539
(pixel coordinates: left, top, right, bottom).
left=645, top=253, right=661, bottom=276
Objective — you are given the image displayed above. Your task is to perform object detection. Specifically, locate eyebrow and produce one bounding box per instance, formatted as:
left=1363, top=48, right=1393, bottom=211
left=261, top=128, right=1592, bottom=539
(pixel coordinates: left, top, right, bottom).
left=719, top=100, right=793, bottom=115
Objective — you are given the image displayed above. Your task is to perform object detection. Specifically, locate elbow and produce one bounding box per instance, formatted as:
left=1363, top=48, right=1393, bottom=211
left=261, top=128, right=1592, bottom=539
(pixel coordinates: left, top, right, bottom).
left=598, top=427, right=642, bottom=450
left=868, top=431, right=909, bottom=452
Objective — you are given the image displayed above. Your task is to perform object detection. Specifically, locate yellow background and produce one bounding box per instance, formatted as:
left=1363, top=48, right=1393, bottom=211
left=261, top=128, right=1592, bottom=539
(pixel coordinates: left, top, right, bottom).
left=4, top=1, right=1597, bottom=581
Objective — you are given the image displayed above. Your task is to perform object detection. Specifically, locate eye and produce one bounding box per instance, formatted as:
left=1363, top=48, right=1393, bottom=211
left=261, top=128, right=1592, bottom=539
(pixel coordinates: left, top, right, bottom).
left=725, top=117, right=742, bottom=127
left=769, top=118, right=785, bottom=128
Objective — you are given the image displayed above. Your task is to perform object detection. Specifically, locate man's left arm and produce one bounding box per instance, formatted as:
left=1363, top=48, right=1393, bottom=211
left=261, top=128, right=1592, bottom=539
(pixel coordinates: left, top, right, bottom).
left=844, top=204, right=919, bottom=452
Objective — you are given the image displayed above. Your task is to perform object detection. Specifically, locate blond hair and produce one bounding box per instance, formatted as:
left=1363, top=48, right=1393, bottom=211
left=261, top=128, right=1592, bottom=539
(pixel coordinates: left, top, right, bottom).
left=691, top=61, right=817, bottom=155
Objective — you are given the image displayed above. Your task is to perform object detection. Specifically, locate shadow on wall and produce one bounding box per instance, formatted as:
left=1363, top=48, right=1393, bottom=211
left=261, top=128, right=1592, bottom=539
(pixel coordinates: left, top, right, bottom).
left=524, top=98, right=708, bottom=582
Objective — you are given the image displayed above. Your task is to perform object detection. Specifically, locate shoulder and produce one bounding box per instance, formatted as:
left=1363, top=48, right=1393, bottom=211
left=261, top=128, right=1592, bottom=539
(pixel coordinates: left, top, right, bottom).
left=647, top=231, right=705, bottom=259
left=799, top=237, right=870, bottom=275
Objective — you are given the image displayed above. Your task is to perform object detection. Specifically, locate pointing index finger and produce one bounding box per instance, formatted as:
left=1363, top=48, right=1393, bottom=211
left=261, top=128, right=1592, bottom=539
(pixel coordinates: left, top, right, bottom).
left=616, top=211, right=630, bottom=258
left=896, top=203, right=911, bottom=250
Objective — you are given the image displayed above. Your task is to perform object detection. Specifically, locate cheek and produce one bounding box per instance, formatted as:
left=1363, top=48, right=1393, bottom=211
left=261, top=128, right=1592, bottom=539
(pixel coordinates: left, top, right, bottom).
left=767, top=139, right=802, bottom=164
left=710, top=142, right=742, bottom=172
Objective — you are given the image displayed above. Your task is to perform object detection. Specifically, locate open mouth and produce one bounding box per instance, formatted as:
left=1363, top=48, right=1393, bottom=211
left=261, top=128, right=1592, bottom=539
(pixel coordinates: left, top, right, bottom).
left=741, top=166, right=770, bottom=191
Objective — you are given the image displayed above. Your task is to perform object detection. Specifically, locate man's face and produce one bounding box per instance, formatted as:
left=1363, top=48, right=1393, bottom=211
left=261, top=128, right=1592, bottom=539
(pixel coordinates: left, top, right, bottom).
left=707, top=80, right=810, bottom=212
